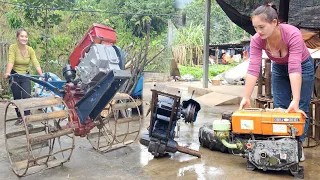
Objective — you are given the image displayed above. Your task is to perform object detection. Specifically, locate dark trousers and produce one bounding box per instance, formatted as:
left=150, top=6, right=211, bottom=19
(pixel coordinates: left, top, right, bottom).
left=272, top=56, right=314, bottom=142
left=9, top=70, right=31, bottom=118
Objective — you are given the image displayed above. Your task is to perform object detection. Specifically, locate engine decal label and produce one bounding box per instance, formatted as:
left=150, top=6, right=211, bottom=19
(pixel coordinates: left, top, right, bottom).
left=273, top=124, right=287, bottom=133
left=240, top=120, right=254, bottom=130
left=280, top=153, right=287, bottom=160
left=274, top=118, right=299, bottom=122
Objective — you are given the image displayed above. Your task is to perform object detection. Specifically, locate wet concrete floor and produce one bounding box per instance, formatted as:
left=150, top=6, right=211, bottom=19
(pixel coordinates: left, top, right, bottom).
left=0, top=81, right=319, bottom=180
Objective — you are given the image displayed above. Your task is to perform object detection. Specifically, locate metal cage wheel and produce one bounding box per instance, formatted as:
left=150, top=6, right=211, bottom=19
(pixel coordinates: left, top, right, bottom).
left=4, top=97, right=75, bottom=176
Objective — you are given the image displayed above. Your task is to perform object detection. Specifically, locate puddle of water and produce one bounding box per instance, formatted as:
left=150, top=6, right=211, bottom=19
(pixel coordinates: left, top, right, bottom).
left=139, top=142, right=201, bottom=166
left=139, top=145, right=154, bottom=166
left=171, top=143, right=201, bottom=163
left=177, top=163, right=225, bottom=180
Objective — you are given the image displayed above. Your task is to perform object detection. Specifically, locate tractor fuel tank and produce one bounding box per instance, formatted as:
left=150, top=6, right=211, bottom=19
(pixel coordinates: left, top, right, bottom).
left=231, top=108, right=305, bottom=136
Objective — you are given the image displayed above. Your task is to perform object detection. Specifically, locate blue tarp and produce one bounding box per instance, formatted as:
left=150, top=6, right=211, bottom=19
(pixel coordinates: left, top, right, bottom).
left=131, top=73, right=144, bottom=97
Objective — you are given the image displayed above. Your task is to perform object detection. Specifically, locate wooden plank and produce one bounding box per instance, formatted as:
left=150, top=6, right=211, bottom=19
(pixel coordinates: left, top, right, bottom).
left=99, top=140, right=134, bottom=152
left=116, top=116, right=140, bottom=124
left=26, top=110, right=69, bottom=123
left=151, top=83, right=182, bottom=97
left=6, top=127, right=46, bottom=139
left=13, top=97, right=63, bottom=110
left=29, top=128, right=73, bottom=144
left=112, top=93, right=130, bottom=101
left=111, top=101, right=141, bottom=111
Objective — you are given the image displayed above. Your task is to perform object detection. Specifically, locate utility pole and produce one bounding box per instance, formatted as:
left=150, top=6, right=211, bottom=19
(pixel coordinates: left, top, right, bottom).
left=203, top=0, right=211, bottom=88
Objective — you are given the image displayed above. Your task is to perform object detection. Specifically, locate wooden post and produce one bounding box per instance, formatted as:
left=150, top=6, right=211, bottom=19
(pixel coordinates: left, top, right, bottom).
left=203, top=0, right=211, bottom=88
left=265, top=59, right=272, bottom=100
left=278, top=0, right=290, bottom=23
left=257, top=65, right=263, bottom=98
left=215, top=47, right=219, bottom=64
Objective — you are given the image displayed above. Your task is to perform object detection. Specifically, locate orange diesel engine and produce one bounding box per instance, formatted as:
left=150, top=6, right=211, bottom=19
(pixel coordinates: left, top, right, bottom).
left=199, top=108, right=305, bottom=179
left=232, top=108, right=305, bottom=136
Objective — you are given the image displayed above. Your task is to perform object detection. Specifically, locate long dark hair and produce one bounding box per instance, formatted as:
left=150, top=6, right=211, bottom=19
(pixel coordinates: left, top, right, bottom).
left=252, top=3, right=278, bottom=23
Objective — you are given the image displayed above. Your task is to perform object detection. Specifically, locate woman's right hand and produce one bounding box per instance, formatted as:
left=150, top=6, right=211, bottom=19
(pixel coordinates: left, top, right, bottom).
left=5, top=73, right=10, bottom=79
left=239, top=97, right=251, bottom=110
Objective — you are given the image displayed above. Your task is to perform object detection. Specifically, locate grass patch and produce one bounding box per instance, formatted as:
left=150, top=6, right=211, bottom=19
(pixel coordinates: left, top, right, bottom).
left=178, top=64, right=237, bottom=80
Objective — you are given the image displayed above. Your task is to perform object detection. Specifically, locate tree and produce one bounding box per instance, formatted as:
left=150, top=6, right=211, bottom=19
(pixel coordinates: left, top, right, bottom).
left=16, top=0, right=76, bottom=70
left=0, top=0, right=174, bottom=98
left=121, top=23, right=166, bottom=95
left=100, top=0, right=175, bottom=38
left=4, top=11, right=23, bottom=30
left=184, top=0, right=249, bottom=44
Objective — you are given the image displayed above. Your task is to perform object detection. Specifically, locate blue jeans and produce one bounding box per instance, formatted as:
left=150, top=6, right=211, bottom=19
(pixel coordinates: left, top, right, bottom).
left=272, top=56, right=314, bottom=142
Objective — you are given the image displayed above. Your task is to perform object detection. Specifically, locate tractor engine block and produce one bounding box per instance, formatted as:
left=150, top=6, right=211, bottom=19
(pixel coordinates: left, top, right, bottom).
left=74, top=44, right=124, bottom=90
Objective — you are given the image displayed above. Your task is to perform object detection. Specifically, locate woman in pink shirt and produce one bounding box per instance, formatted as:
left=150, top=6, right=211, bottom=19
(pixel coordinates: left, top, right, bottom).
left=239, top=4, right=315, bottom=161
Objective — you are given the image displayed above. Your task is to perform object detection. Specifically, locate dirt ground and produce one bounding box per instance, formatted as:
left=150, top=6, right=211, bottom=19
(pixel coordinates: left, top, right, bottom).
left=0, top=81, right=319, bottom=180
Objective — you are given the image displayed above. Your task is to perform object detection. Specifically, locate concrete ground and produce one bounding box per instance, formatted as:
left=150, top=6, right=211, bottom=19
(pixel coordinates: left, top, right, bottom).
left=0, top=81, right=319, bottom=180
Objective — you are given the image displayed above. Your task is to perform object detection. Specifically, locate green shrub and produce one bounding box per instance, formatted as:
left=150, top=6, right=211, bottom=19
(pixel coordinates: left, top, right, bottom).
left=178, top=64, right=235, bottom=80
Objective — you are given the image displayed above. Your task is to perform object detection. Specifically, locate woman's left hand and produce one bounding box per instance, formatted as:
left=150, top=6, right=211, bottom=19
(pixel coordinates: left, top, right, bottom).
left=285, top=100, right=307, bottom=118
left=39, top=73, right=45, bottom=81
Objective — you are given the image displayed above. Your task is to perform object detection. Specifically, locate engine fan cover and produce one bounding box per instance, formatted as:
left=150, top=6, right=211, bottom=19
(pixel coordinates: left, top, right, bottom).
left=75, top=44, right=123, bottom=88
